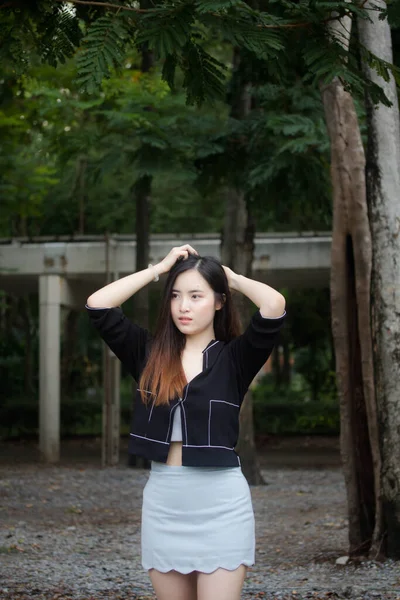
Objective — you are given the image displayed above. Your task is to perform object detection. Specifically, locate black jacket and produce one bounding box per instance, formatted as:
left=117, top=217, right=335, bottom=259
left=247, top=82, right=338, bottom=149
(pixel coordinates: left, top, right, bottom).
left=87, top=306, right=286, bottom=467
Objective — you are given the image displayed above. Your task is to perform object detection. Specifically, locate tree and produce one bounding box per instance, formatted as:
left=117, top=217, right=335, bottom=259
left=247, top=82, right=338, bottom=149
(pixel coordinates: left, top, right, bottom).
left=220, top=47, right=263, bottom=484
left=320, top=1, right=400, bottom=558
left=3, top=0, right=400, bottom=555
left=358, top=0, right=400, bottom=558
left=321, top=47, right=379, bottom=557
left=1, top=1, right=396, bottom=106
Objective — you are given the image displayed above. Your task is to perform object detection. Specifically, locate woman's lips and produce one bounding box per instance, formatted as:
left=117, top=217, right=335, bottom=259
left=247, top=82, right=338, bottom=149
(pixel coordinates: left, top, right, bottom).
left=179, top=318, right=192, bottom=324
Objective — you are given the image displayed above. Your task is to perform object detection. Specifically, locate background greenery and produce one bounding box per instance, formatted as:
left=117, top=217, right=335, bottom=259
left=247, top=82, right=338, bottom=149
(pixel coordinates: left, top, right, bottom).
left=1, top=2, right=399, bottom=441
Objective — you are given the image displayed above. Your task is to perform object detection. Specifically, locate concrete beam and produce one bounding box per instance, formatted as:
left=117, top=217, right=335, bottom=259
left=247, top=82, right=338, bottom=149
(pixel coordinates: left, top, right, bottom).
left=0, top=233, right=332, bottom=290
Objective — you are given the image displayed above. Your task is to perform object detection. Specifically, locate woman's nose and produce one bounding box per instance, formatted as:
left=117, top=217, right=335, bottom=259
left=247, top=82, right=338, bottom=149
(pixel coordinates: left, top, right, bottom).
left=180, top=298, right=189, bottom=312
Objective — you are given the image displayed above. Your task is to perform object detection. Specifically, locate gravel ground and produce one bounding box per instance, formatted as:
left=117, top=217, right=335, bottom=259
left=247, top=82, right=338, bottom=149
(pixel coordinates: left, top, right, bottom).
left=0, top=443, right=399, bottom=600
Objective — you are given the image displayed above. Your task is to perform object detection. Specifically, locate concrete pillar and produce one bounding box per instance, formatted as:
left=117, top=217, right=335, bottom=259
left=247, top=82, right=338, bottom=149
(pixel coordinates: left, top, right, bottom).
left=102, top=346, right=121, bottom=466
left=39, top=275, right=61, bottom=463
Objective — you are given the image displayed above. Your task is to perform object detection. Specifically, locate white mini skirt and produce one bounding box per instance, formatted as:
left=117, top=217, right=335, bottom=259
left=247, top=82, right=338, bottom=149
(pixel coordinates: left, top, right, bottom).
left=141, top=461, right=255, bottom=574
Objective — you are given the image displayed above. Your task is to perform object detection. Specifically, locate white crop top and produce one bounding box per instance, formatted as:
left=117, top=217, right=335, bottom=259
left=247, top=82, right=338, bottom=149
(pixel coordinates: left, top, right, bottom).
left=170, top=407, right=182, bottom=442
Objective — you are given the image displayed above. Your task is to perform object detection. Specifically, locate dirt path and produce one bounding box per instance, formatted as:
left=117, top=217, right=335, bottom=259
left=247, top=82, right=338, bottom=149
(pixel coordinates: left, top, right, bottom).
left=0, top=438, right=398, bottom=600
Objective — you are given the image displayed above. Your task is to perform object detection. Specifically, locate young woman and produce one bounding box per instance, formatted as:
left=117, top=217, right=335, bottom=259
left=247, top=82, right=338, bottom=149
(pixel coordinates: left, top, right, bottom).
left=86, top=244, right=286, bottom=600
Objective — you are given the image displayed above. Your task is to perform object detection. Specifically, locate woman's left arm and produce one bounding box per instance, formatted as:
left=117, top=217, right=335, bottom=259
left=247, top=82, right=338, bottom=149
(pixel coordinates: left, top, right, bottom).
left=223, top=266, right=286, bottom=318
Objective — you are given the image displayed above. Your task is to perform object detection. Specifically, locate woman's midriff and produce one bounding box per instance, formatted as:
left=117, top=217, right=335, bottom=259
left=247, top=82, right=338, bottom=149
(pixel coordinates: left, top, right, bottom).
left=166, top=441, right=183, bottom=465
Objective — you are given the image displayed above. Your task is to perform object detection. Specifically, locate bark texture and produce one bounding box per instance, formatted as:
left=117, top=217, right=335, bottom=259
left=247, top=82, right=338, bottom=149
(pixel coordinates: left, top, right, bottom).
left=129, top=34, right=154, bottom=470
left=132, top=31, right=154, bottom=332
left=321, top=15, right=381, bottom=556
left=358, top=2, right=400, bottom=557
left=222, top=185, right=263, bottom=485
left=133, top=174, right=151, bottom=330
left=221, top=48, right=263, bottom=485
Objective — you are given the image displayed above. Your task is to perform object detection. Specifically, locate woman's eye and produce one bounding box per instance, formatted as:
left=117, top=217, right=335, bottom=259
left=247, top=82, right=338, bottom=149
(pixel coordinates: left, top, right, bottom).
left=192, top=295, right=200, bottom=299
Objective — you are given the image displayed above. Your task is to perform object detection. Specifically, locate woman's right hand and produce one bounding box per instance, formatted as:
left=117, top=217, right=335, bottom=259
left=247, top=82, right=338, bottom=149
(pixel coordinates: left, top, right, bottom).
left=157, top=244, right=199, bottom=275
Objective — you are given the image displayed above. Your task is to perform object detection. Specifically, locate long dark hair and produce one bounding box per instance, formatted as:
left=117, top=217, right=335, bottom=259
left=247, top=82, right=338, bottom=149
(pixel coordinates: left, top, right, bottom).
left=139, top=254, right=241, bottom=405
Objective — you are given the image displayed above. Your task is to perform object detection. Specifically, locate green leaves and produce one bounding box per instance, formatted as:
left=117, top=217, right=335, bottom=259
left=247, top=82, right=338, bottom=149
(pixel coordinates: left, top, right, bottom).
left=216, top=16, right=285, bottom=58
left=1, top=0, right=398, bottom=108
left=136, top=3, right=194, bottom=59
left=162, top=54, right=178, bottom=90
left=195, top=0, right=247, bottom=13
left=359, top=45, right=400, bottom=106
left=37, top=6, right=83, bottom=67
left=243, top=81, right=332, bottom=230
left=182, top=42, right=227, bottom=104
left=76, top=16, right=129, bottom=94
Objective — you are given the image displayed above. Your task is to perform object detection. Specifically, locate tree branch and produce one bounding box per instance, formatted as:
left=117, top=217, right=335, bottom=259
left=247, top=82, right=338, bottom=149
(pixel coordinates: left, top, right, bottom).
left=35, top=0, right=354, bottom=31
left=53, top=0, right=146, bottom=12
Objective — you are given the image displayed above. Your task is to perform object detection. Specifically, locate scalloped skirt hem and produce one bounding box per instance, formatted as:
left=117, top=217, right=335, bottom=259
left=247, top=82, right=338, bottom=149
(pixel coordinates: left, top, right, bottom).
left=141, top=461, right=255, bottom=575
left=141, top=560, right=255, bottom=574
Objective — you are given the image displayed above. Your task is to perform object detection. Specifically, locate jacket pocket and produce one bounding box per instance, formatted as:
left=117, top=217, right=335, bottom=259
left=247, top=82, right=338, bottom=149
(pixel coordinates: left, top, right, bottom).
left=131, top=389, right=156, bottom=438
left=208, top=399, right=240, bottom=449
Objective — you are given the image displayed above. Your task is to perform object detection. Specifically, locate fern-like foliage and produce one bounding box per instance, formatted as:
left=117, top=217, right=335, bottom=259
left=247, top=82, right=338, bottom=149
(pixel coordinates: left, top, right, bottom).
left=214, top=16, right=284, bottom=58
left=76, top=16, right=129, bottom=94
left=385, top=0, right=400, bottom=27
left=302, top=27, right=395, bottom=107
left=162, top=53, right=179, bottom=90
left=1, top=0, right=398, bottom=107
left=195, top=0, right=251, bottom=14
left=245, top=82, right=333, bottom=230
left=0, top=13, right=30, bottom=74
left=359, top=44, right=400, bottom=93
left=181, top=41, right=227, bottom=104
left=37, top=6, right=83, bottom=67
left=136, top=3, right=195, bottom=59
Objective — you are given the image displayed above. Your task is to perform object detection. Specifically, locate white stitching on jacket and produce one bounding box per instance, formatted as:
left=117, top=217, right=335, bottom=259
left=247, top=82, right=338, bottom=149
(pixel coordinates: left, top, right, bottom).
left=165, top=403, right=179, bottom=442
left=183, top=444, right=235, bottom=450
left=130, top=433, right=169, bottom=445
left=208, top=400, right=239, bottom=447
left=180, top=383, right=190, bottom=444
left=147, top=400, right=155, bottom=424
left=202, top=340, right=219, bottom=354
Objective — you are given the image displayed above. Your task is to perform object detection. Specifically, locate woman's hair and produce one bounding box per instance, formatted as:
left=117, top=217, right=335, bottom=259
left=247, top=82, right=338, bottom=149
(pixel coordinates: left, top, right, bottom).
left=139, top=254, right=241, bottom=406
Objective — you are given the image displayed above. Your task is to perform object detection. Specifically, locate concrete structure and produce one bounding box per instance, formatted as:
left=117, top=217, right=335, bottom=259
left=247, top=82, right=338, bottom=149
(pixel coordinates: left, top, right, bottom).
left=0, top=233, right=331, bottom=463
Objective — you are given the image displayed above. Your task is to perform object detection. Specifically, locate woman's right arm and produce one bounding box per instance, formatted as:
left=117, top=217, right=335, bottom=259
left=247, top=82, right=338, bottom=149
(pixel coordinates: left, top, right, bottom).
left=86, top=244, right=198, bottom=379
left=86, top=266, right=163, bottom=308
left=86, top=243, right=198, bottom=308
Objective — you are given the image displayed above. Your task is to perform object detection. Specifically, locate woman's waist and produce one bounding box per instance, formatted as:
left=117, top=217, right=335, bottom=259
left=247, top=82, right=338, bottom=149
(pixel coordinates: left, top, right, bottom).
left=151, top=460, right=241, bottom=473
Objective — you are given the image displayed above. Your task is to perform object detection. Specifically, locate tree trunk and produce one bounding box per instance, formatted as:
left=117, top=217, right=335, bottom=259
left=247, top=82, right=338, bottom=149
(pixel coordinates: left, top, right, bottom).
left=358, top=2, right=400, bottom=558
left=321, top=14, right=381, bottom=557
left=221, top=48, right=263, bottom=485
left=78, top=158, right=86, bottom=235
left=222, top=185, right=263, bottom=485
left=133, top=174, right=151, bottom=330
left=129, top=30, right=154, bottom=469
left=132, top=16, right=154, bottom=331
left=72, top=157, right=86, bottom=235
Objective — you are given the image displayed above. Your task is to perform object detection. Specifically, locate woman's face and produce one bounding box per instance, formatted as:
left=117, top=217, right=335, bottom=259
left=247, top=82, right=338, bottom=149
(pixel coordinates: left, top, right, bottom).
left=170, top=269, right=222, bottom=337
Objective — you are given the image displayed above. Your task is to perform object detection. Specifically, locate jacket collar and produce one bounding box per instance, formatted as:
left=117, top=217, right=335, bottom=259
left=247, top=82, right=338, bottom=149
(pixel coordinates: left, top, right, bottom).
left=202, top=339, right=217, bottom=353
left=202, top=339, right=225, bottom=370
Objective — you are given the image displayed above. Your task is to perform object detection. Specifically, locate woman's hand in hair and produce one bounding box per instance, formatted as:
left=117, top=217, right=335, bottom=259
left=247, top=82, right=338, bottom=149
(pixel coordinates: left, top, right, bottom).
left=223, top=265, right=285, bottom=317
left=158, top=244, right=199, bottom=274
left=222, top=265, right=238, bottom=290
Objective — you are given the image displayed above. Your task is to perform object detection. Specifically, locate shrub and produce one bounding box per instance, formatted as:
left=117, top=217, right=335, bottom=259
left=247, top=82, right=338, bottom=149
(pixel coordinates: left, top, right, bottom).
left=252, top=374, right=339, bottom=435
